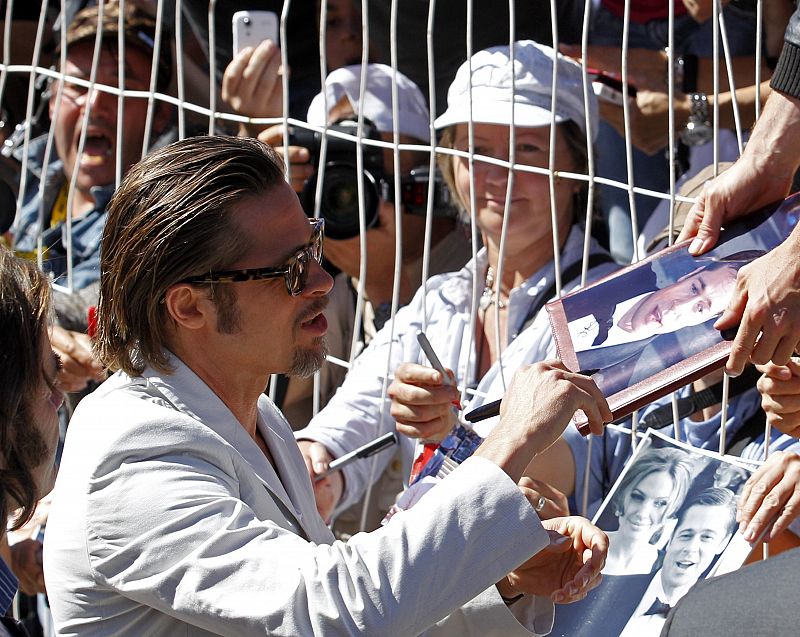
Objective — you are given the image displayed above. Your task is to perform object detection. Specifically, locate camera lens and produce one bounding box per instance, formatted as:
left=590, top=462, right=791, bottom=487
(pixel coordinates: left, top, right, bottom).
left=243, top=16, right=251, bottom=25
left=302, top=163, right=379, bottom=240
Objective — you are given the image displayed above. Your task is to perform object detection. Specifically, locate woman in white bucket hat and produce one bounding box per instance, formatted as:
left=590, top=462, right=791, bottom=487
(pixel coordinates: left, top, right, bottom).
left=299, top=40, right=618, bottom=525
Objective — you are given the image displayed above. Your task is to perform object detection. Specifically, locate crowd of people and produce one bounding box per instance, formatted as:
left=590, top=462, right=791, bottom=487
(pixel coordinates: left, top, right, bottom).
left=1, top=0, right=800, bottom=635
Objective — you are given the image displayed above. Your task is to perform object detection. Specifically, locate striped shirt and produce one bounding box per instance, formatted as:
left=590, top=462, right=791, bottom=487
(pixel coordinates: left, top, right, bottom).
left=0, top=558, right=18, bottom=615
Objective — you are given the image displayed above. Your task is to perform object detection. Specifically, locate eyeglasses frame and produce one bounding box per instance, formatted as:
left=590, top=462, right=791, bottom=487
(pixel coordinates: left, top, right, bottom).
left=181, top=218, right=324, bottom=296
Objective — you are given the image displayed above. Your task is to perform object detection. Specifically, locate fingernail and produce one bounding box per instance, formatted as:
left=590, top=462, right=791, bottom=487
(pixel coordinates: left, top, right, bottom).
left=689, top=238, right=704, bottom=254
left=726, top=365, right=741, bottom=378
left=314, top=462, right=326, bottom=474
left=553, top=592, right=565, bottom=603
left=551, top=534, right=570, bottom=546
left=743, top=526, right=755, bottom=542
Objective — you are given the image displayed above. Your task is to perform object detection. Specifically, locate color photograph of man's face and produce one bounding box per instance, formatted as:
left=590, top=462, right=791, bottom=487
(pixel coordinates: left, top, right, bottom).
left=616, top=263, right=739, bottom=340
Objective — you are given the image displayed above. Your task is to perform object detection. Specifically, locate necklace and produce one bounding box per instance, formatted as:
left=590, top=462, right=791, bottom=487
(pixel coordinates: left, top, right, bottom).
left=479, top=265, right=507, bottom=311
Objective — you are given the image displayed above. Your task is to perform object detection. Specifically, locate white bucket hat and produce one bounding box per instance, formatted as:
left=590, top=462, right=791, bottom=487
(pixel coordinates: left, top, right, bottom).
left=434, top=40, right=598, bottom=141
left=306, top=63, right=431, bottom=142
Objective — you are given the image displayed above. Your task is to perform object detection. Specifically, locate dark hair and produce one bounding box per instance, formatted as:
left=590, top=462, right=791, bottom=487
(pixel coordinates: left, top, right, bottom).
left=0, top=247, right=52, bottom=530
left=97, top=135, right=286, bottom=375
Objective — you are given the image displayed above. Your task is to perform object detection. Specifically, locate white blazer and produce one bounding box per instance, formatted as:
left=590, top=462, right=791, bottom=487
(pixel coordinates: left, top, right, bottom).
left=44, top=354, right=554, bottom=636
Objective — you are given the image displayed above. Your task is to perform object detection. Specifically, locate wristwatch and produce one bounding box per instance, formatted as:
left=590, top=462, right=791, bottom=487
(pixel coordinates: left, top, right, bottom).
left=680, top=92, right=712, bottom=146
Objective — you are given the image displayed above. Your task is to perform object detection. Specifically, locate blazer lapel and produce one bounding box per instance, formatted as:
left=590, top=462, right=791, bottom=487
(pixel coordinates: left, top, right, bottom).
left=143, top=357, right=315, bottom=539
left=257, top=396, right=334, bottom=542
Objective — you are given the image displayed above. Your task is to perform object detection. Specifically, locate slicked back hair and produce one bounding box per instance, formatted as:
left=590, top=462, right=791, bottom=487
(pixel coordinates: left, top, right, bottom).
left=0, top=247, right=52, bottom=530
left=97, top=135, right=286, bottom=376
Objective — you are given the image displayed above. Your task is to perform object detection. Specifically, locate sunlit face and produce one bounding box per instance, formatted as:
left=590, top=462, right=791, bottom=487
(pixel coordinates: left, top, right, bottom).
left=29, top=330, right=64, bottom=499
left=618, top=470, right=674, bottom=541
left=450, top=122, right=577, bottom=255
left=320, top=0, right=363, bottom=70
left=49, top=41, right=158, bottom=199
left=619, top=264, right=738, bottom=338
left=661, top=504, right=731, bottom=595
left=214, top=184, right=333, bottom=377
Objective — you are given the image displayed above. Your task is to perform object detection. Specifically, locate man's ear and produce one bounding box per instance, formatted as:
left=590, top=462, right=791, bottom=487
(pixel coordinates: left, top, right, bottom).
left=163, top=284, right=212, bottom=331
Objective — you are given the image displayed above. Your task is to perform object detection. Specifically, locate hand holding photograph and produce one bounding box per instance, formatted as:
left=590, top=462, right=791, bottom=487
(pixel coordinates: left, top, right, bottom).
left=547, top=192, right=800, bottom=431
left=549, top=431, right=757, bottom=637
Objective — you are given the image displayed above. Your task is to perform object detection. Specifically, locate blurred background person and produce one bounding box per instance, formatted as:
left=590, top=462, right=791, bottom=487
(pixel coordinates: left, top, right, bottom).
left=564, top=0, right=762, bottom=263
left=11, top=1, right=173, bottom=401
left=296, top=40, right=618, bottom=527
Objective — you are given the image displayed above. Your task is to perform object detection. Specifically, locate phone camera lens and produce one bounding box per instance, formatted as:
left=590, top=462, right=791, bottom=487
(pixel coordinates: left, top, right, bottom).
left=243, top=16, right=251, bottom=25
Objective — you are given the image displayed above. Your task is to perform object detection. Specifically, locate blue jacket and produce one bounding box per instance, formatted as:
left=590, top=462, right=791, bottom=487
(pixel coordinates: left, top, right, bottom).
left=12, top=135, right=113, bottom=290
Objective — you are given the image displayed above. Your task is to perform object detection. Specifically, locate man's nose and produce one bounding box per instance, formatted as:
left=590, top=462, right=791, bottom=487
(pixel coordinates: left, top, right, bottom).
left=85, top=85, right=118, bottom=119
left=303, top=258, right=333, bottom=297
left=683, top=536, right=702, bottom=557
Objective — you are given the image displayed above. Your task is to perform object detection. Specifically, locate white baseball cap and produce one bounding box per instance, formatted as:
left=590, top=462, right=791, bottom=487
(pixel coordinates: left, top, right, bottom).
left=434, top=40, right=598, bottom=141
left=306, top=63, right=431, bottom=142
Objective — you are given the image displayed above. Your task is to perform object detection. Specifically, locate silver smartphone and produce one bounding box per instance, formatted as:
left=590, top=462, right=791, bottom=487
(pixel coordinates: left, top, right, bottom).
left=232, top=10, right=279, bottom=55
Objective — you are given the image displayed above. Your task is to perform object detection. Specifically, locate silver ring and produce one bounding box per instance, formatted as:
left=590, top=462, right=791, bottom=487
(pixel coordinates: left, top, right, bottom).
left=534, top=495, right=546, bottom=512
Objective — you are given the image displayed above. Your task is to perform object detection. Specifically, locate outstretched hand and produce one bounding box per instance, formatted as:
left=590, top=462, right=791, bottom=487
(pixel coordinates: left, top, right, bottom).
left=388, top=362, right=459, bottom=442
left=712, top=240, right=800, bottom=376
left=757, top=359, right=800, bottom=437
left=737, top=450, right=800, bottom=543
left=496, top=507, right=607, bottom=603
left=223, top=40, right=285, bottom=137
left=476, top=361, right=611, bottom=485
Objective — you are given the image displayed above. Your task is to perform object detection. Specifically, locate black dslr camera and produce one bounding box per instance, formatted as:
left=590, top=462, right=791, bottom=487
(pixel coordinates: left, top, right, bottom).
left=290, top=118, right=458, bottom=240
left=289, top=118, right=386, bottom=240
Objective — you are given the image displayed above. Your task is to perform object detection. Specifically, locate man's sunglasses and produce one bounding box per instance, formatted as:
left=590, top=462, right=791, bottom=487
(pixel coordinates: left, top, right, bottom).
left=181, top=218, right=324, bottom=296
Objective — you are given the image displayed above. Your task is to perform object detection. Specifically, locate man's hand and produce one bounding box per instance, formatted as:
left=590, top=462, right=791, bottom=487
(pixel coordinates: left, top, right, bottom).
left=50, top=324, right=105, bottom=392
left=676, top=91, right=800, bottom=376
left=677, top=158, right=792, bottom=255
left=678, top=90, right=800, bottom=254
left=737, top=450, right=800, bottom=542
left=713, top=240, right=800, bottom=376
left=757, top=359, right=800, bottom=436
left=388, top=362, right=458, bottom=442
left=496, top=509, right=607, bottom=603
left=222, top=40, right=284, bottom=137
left=298, top=440, right=344, bottom=524
left=476, top=361, right=611, bottom=484
left=9, top=538, right=45, bottom=595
